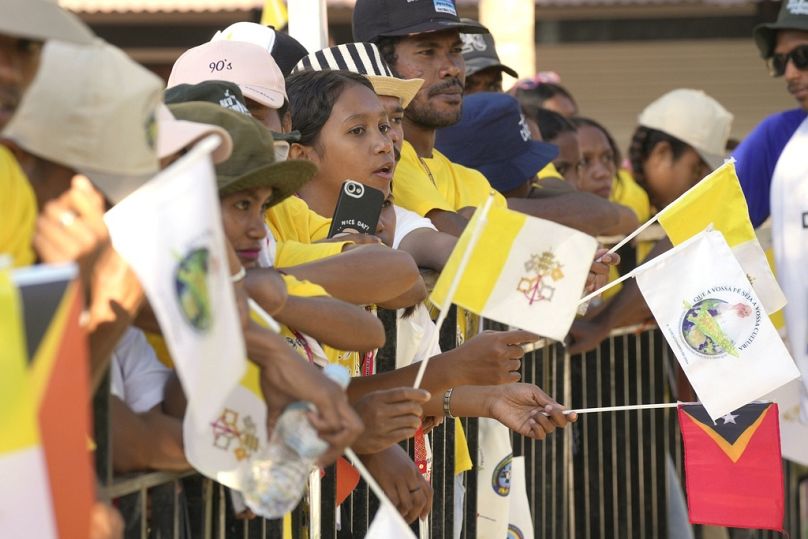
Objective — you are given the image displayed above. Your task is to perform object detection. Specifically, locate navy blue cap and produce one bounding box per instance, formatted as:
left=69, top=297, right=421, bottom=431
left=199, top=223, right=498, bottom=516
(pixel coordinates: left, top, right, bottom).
left=435, top=92, right=559, bottom=193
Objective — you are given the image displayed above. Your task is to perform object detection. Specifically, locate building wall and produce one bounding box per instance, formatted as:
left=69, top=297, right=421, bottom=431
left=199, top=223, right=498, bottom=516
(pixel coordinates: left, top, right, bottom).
left=534, top=38, right=795, bottom=153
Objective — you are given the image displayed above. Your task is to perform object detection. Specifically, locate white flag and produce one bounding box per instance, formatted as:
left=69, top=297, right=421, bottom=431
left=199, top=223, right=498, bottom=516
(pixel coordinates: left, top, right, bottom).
left=105, top=136, right=246, bottom=431
left=508, top=457, right=535, bottom=539
left=764, top=379, right=808, bottom=467
left=635, top=228, right=799, bottom=421
left=366, top=502, right=417, bottom=539
left=475, top=418, right=512, bottom=538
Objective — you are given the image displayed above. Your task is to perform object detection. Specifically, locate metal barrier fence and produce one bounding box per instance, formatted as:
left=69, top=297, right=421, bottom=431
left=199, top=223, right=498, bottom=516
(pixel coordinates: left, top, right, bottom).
left=95, top=310, right=806, bottom=538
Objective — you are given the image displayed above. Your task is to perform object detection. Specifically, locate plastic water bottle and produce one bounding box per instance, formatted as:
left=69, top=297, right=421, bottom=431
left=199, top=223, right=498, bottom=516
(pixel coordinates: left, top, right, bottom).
left=240, top=363, right=351, bottom=518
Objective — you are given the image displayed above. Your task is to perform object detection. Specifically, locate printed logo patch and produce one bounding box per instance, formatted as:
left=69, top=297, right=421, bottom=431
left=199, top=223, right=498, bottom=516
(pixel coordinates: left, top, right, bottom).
left=517, top=250, right=564, bottom=305
left=175, top=247, right=213, bottom=332
left=211, top=408, right=259, bottom=461
left=491, top=454, right=512, bottom=496
left=678, top=287, right=762, bottom=359
left=460, top=33, right=487, bottom=54
left=507, top=525, right=525, bottom=539
left=433, top=0, right=457, bottom=15
left=787, top=0, right=808, bottom=15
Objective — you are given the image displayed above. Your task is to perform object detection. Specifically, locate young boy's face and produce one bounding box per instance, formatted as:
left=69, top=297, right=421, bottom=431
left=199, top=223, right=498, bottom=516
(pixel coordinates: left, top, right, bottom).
left=219, top=186, right=274, bottom=268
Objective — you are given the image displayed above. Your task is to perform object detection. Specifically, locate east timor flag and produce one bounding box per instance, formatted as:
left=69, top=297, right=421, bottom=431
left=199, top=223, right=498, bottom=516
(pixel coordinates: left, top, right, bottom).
left=678, top=402, right=784, bottom=531
left=15, top=265, right=94, bottom=539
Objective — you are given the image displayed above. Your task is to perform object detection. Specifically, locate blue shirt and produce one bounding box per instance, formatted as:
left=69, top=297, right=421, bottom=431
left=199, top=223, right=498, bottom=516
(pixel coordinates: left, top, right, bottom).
left=733, top=108, right=807, bottom=228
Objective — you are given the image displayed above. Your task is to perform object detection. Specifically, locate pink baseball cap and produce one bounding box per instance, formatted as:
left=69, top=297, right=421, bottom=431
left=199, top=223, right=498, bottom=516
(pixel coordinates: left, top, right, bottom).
left=167, top=40, right=287, bottom=109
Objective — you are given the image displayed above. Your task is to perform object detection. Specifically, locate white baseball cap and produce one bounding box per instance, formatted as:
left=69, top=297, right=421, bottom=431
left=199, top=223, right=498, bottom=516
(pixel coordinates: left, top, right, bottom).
left=638, top=89, right=733, bottom=170
left=2, top=39, right=163, bottom=203
left=167, top=40, right=287, bottom=110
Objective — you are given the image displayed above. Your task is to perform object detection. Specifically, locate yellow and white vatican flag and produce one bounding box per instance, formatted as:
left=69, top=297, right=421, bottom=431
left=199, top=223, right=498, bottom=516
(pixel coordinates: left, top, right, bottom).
left=431, top=205, right=598, bottom=341
left=508, top=457, right=535, bottom=539
left=657, top=161, right=786, bottom=314
left=635, top=228, right=799, bottom=421
left=476, top=418, right=512, bottom=538
left=105, top=136, right=246, bottom=431
left=0, top=266, right=56, bottom=538
left=183, top=356, right=266, bottom=490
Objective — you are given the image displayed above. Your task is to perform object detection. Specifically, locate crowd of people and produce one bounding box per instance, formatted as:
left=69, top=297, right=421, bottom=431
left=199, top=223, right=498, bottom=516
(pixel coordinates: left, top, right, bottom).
left=2, top=0, right=806, bottom=536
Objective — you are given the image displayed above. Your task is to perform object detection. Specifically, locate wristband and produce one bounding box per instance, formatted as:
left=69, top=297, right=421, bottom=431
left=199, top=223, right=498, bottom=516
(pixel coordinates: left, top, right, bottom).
left=230, top=266, right=246, bottom=283
left=443, top=387, right=455, bottom=418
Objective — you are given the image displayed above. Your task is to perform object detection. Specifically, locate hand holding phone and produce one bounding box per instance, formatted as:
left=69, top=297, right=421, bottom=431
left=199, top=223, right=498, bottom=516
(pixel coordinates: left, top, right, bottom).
left=327, top=180, right=385, bottom=238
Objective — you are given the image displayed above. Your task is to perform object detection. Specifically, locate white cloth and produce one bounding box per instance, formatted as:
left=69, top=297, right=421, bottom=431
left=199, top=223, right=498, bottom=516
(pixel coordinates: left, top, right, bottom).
left=770, top=115, right=808, bottom=422
left=392, top=204, right=436, bottom=249
left=110, top=328, right=171, bottom=414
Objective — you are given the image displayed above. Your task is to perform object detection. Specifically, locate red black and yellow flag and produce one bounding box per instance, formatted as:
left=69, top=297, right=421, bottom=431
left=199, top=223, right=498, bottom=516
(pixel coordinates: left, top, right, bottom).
left=678, top=402, right=784, bottom=531
left=17, top=266, right=94, bottom=539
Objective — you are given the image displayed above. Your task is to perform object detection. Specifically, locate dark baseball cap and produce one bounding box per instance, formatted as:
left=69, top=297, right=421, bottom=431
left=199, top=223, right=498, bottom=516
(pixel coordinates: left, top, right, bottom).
left=165, top=80, right=301, bottom=143
left=753, top=1, right=808, bottom=59
left=435, top=92, right=559, bottom=193
left=353, top=0, right=488, bottom=44
left=168, top=102, right=316, bottom=206
left=460, top=23, right=518, bottom=78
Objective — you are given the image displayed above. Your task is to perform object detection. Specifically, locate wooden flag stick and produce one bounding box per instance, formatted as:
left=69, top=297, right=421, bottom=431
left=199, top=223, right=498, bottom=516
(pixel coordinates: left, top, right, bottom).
left=412, top=193, right=496, bottom=389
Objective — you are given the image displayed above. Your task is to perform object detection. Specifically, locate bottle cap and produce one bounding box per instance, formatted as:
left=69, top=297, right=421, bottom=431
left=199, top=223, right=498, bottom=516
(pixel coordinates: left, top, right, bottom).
left=322, top=363, right=351, bottom=389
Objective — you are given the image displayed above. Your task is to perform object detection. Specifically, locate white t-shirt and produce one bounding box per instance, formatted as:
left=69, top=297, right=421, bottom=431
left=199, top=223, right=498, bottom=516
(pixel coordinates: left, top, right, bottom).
left=392, top=205, right=437, bottom=249
left=110, top=328, right=172, bottom=413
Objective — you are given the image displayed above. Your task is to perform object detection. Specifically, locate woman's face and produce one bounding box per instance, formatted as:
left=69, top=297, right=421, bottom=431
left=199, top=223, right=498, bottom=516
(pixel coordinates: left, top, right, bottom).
left=577, top=125, right=616, bottom=199
left=376, top=195, right=396, bottom=248
left=220, top=186, right=274, bottom=268
left=304, top=83, right=396, bottom=194
left=549, top=130, right=582, bottom=187
left=643, top=144, right=710, bottom=209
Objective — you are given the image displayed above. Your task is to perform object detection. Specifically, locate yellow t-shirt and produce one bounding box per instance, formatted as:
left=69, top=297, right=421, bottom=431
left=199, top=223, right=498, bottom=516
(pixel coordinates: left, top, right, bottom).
left=267, top=197, right=348, bottom=266
left=0, top=147, right=36, bottom=268
left=536, top=162, right=562, bottom=181
left=601, top=170, right=653, bottom=299
left=393, top=141, right=507, bottom=216
left=267, top=196, right=331, bottom=244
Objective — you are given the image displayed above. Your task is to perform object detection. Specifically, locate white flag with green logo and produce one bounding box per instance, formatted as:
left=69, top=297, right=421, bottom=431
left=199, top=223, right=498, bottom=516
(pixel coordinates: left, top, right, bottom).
left=105, top=137, right=246, bottom=431
left=635, top=228, right=799, bottom=421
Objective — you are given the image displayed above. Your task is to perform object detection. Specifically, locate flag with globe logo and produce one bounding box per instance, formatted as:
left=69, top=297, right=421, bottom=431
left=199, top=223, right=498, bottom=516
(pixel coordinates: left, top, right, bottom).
left=105, top=138, right=246, bottom=431
left=635, top=228, right=799, bottom=421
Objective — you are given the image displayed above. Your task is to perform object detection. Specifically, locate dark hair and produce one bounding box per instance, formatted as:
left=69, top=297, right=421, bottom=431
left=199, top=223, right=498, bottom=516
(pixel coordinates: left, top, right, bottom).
left=376, top=36, right=402, bottom=77
left=627, top=126, right=690, bottom=188
left=535, top=108, right=576, bottom=142
left=570, top=116, right=622, bottom=168
left=510, top=82, right=576, bottom=115
left=285, top=70, right=375, bottom=147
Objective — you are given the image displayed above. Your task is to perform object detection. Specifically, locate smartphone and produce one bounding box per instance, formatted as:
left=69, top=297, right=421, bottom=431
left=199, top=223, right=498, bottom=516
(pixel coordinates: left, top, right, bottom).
left=327, top=180, right=385, bottom=238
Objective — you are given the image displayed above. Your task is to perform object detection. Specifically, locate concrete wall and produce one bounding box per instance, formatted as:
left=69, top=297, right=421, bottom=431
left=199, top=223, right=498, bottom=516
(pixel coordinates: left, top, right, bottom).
left=534, top=38, right=796, bottom=153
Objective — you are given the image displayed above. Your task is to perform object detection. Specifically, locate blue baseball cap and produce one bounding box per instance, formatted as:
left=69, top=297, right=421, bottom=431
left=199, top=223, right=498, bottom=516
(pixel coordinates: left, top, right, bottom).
left=435, top=92, right=559, bottom=193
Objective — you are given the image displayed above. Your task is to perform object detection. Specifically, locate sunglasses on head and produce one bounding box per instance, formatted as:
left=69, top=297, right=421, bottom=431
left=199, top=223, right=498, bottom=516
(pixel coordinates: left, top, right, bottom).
left=767, top=44, right=808, bottom=77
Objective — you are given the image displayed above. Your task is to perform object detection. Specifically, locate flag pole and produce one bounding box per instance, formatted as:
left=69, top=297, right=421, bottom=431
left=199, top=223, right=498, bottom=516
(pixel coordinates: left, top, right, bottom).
left=345, top=448, right=411, bottom=518
left=561, top=402, right=688, bottom=415
left=411, top=193, right=496, bottom=389
left=247, top=298, right=281, bottom=333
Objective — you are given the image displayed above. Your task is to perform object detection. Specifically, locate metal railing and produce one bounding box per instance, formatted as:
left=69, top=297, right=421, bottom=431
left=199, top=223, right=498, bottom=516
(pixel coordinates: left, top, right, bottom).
left=95, top=310, right=806, bottom=538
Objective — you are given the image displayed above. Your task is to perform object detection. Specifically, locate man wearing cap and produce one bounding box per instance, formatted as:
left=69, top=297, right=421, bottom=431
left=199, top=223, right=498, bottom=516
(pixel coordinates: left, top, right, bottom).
left=0, top=0, right=94, bottom=267
left=459, top=23, right=518, bottom=95
left=352, top=0, right=631, bottom=239
left=734, top=1, right=808, bottom=421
